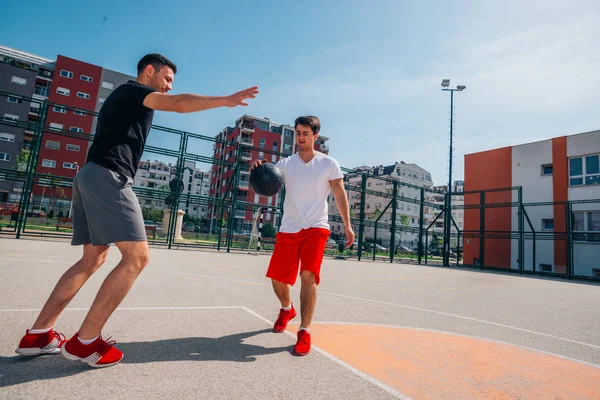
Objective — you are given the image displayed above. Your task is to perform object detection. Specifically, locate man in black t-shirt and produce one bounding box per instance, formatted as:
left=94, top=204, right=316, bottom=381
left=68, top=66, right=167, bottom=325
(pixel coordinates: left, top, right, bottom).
left=16, top=54, right=259, bottom=367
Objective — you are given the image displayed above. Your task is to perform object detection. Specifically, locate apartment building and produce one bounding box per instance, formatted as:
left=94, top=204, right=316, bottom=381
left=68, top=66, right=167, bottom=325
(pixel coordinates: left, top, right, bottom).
left=33, top=55, right=134, bottom=203
left=329, top=161, right=434, bottom=249
left=0, top=44, right=135, bottom=206
left=464, top=129, right=600, bottom=278
left=208, top=114, right=330, bottom=232
left=0, top=45, right=54, bottom=203
left=134, top=159, right=211, bottom=218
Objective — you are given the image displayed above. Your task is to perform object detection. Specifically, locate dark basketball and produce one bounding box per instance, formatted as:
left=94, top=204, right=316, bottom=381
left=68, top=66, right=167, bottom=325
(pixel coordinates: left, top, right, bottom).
left=249, top=163, right=284, bottom=197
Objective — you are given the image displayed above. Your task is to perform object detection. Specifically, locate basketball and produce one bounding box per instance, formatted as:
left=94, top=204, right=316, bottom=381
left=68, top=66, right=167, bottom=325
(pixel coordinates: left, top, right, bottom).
left=249, top=163, right=284, bottom=197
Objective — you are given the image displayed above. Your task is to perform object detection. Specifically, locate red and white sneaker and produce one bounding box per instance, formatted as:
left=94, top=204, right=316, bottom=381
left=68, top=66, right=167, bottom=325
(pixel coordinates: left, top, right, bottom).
left=273, top=304, right=297, bottom=333
left=15, top=329, right=67, bottom=356
left=294, top=329, right=311, bottom=356
left=61, top=334, right=123, bottom=368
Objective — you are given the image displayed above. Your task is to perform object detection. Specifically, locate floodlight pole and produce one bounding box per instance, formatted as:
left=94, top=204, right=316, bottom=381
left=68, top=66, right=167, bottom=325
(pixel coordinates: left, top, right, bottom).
left=441, top=81, right=465, bottom=266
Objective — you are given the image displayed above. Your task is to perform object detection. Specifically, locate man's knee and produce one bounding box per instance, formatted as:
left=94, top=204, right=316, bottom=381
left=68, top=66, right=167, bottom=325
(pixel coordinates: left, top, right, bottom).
left=82, top=245, right=109, bottom=272
left=300, top=271, right=316, bottom=285
left=120, top=242, right=150, bottom=272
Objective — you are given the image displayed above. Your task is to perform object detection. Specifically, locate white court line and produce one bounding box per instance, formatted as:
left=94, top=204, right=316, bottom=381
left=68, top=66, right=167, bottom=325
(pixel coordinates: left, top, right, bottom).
left=146, top=267, right=600, bottom=351
left=0, top=306, right=242, bottom=312
left=240, top=306, right=410, bottom=400
left=311, top=321, right=600, bottom=369
left=317, top=290, right=600, bottom=351
left=6, top=259, right=597, bottom=351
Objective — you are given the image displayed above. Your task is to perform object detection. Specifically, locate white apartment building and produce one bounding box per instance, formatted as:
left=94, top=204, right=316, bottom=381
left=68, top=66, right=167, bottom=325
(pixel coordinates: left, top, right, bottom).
left=429, top=180, right=465, bottom=235
left=329, top=161, right=435, bottom=250
left=134, top=159, right=211, bottom=218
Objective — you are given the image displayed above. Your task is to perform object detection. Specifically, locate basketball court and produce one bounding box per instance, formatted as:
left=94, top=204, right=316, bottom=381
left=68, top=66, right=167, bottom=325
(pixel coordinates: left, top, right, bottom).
left=1, top=238, right=599, bottom=399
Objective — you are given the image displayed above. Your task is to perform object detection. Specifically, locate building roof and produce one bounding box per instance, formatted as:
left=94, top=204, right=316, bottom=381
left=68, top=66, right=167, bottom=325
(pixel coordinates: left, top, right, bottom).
left=0, top=45, right=55, bottom=68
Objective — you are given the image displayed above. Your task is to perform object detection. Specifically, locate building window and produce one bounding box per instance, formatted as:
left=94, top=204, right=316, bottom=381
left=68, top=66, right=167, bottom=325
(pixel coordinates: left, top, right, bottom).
left=541, top=164, right=553, bottom=176
left=572, top=211, right=600, bottom=242
left=271, top=154, right=277, bottom=162
left=42, top=159, right=56, bottom=168
left=101, top=81, right=114, bottom=90
left=80, top=75, right=93, bottom=82
left=53, top=106, right=67, bottom=114
left=73, top=109, right=87, bottom=116
left=77, top=92, right=90, bottom=99
left=0, top=152, right=11, bottom=161
left=66, top=144, right=80, bottom=151
left=539, top=263, right=553, bottom=272
left=45, top=140, right=60, bottom=150
left=7, top=96, right=22, bottom=104
left=98, top=97, right=105, bottom=104
left=60, top=70, right=73, bottom=79
left=259, top=138, right=266, bottom=148
left=63, top=162, right=78, bottom=170
left=0, top=132, right=15, bottom=142
left=57, top=87, right=70, bottom=96
left=49, top=122, right=64, bottom=131
left=4, top=113, right=19, bottom=121
left=11, top=76, right=27, bottom=85
left=70, top=127, right=84, bottom=133
left=284, top=129, right=293, bottom=137
left=569, top=154, right=600, bottom=186
left=542, top=219, right=554, bottom=231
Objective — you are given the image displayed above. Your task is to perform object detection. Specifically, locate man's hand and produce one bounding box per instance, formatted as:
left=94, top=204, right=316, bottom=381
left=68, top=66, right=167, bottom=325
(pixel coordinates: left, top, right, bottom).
left=345, top=226, right=355, bottom=248
left=250, top=160, right=264, bottom=171
left=223, top=86, right=260, bottom=108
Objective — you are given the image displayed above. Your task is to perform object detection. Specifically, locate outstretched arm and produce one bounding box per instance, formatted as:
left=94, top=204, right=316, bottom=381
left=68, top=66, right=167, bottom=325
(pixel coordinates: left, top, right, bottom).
left=330, top=178, right=355, bottom=247
left=143, top=86, right=259, bottom=113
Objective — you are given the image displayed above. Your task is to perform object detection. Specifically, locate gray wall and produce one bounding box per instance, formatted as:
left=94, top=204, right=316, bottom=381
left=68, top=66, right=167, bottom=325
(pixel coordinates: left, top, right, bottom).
left=90, top=68, right=135, bottom=136
left=0, top=63, right=37, bottom=196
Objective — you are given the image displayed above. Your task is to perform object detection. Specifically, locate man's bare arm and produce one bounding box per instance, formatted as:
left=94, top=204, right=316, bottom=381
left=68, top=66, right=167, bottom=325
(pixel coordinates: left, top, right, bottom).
left=143, top=86, right=259, bottom=113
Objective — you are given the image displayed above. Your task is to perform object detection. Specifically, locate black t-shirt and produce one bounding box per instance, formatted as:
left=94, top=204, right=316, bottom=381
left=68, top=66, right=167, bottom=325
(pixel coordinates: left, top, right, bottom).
left=86, top=80, right=158, bottom=178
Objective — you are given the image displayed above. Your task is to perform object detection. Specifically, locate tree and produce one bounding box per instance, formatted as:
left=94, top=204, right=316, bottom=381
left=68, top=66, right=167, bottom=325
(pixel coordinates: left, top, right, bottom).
left=261, top=223, right=276, bottom=238
left=396, top=214, right=410, bottom=249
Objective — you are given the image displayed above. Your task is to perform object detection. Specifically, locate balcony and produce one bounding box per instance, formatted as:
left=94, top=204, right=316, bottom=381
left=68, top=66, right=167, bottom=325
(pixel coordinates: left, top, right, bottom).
left=240, top=137, right=253, bottom=146
left=238, top=179, right=249, bottom=189
left=241, top=152, right=252, bottom=161
left=320, top=144, right=329, bottom=152
left=241, top=123, right=255, bottom=134
left=34, top=86, right=49, bottom=97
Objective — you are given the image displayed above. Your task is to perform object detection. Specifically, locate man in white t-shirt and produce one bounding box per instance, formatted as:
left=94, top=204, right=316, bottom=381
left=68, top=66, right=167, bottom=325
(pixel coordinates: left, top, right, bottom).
left=251, top=116, right=354, bottom=356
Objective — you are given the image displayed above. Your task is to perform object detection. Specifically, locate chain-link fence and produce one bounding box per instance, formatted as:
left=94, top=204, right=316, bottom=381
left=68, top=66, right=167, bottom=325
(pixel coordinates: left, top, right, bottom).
left=1, top=90, right=598, bottom=281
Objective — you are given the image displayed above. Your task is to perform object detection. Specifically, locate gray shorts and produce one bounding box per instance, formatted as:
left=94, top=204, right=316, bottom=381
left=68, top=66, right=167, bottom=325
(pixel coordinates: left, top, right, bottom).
left=71, top=162, right=146, bottom=246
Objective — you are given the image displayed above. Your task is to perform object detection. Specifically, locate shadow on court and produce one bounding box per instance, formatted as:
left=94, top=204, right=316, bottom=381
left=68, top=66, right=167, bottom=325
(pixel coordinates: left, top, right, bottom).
left=0, top=329, right=290, bottom=388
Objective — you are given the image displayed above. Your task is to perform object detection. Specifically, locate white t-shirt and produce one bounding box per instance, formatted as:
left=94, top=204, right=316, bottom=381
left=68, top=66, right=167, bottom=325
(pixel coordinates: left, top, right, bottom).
left=275, top=151, right=344, bottom=233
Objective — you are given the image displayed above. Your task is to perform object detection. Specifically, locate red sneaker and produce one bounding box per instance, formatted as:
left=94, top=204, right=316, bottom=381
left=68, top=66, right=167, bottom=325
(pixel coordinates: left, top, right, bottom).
left=273, top=304, right=297, bottom=333
left=15, top=329, right=67, bottom=356
left=61, top=334, right=123, bottom=368
left=294, top=330, right=311, bottom=356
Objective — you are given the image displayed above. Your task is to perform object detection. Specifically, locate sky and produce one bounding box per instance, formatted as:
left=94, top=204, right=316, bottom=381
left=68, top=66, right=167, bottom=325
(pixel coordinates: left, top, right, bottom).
left=2, top=0, right=599, bottom=186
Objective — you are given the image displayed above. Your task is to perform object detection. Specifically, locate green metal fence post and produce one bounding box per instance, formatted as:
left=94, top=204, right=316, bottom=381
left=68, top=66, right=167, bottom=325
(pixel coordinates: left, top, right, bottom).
left=17, top=100, right=47, bottom=238
left=389, top=180, right=398, bottom=264
left=227, top=144, right=242, bottom=253
left=479, top=190, right=485, bottom=270
left=357, top=173, right=367, bottom=261
left=418, top=187, right=425, bottom=265
left=566, top=201, right=572, bottom=279
left=518, top=187, right=524, bottom=274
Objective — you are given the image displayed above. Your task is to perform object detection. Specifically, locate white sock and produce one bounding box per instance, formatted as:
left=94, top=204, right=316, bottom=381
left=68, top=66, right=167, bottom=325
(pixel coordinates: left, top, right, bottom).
left=282, top=305, right=292, bottom=311
left=78, top=335, right=99, bottom=345
left=29, top=327, right=51, bottom=334
left=299, top=327, right=310, bottom=333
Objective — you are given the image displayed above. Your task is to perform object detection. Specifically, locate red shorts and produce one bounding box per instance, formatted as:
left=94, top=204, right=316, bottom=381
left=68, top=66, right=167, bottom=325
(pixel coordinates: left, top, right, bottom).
left=266, top=228, right=330, bottom=286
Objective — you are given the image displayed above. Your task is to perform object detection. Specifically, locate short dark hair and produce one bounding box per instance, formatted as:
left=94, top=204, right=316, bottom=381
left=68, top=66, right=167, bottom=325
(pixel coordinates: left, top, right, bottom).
left=295, top=116, right=320, bottom=135
left=137, top=53, right=177, bottom=75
